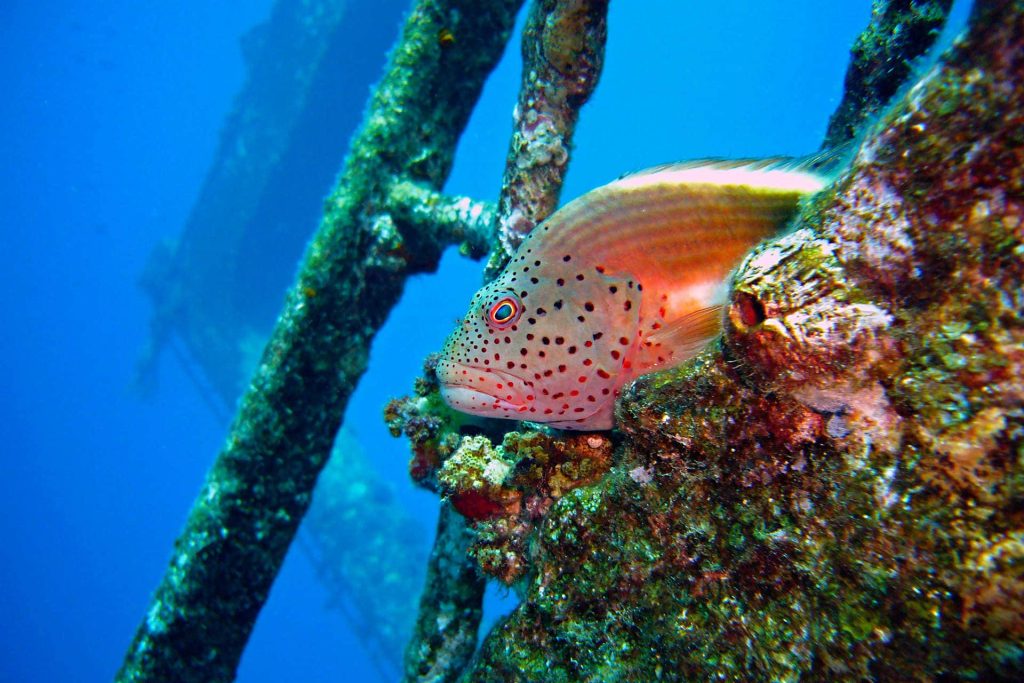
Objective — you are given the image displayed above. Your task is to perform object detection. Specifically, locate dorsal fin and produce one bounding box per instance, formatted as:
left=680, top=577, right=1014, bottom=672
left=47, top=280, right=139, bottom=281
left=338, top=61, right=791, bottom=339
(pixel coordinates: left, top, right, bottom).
left=520, top=156, right=829, bottom=298
left=614, top=150, right=846, bottom=186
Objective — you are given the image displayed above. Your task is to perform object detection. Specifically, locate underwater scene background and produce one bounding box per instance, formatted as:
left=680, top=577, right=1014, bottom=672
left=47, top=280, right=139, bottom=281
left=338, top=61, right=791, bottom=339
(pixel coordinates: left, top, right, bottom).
left=0, top=0, right=984, bottom=681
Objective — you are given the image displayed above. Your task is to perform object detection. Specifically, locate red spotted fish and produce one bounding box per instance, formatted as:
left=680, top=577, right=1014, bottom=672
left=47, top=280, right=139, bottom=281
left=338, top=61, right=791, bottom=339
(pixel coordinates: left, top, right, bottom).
left=437, top=159, right=828, bottom=430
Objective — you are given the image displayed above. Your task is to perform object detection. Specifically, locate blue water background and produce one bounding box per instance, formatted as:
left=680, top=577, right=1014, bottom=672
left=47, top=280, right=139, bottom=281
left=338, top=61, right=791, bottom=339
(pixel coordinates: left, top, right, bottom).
left=0, top=1, right=969, bottom=681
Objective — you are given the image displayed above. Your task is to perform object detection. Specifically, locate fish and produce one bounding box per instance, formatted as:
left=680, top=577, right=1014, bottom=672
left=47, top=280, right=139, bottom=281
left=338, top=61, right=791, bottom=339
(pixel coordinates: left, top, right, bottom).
left=437, top=158, right=829, bottom=430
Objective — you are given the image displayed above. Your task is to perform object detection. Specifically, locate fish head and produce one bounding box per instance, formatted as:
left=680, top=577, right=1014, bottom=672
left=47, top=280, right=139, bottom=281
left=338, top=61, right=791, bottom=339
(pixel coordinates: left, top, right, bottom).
left=437, top=257, right=641, bottom=430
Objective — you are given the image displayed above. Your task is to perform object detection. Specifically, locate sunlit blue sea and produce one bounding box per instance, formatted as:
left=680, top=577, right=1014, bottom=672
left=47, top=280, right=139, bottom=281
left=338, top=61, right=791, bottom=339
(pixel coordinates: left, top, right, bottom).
left=0, top=1, right=969, bottom=681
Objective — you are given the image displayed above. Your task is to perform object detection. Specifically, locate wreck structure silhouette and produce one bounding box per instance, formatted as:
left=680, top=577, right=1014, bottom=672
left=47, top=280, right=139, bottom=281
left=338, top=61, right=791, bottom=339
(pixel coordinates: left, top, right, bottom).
left=124, top=0, right=1024, bottom=681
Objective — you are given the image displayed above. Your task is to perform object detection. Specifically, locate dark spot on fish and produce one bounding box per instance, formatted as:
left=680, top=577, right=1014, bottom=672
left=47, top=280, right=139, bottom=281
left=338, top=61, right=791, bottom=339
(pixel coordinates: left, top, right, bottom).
left=542, top=336, right=550, bottom=345
left=554, top=300, right=563, bottom=310
left=583, top=358, right=592, bottom=366
left=592, top=332, right=603, bottom=340
left=555, top=337, right=564, bottom=345
left=527, top=317, right=537, bottom=325
left=624, top=300, right=632, bottom=311
left=526, top=333, right=535, bottom=340
left=568, top=345, right=577, bottom=354
left=596, top=265, right=605, bottom=273
left=609, top=286, right=618, bottom=294
left=558, top=364, right=567, bottom=372
left=563, top=254, right=571, bottom=262
left=619, top=336, right=629, bottom=346
left=611, top=350, right=620, bottom=360
left=597, top=369, right=611, bottom=379
left=557, top=278, right=565, bottom=286
left=585, top=302, right=595, bottom=312
left=537, top=307, right=547, bottom=316
left=530, top=277, right=539, bottom=284
left=520, top=348, right=528, bottom=356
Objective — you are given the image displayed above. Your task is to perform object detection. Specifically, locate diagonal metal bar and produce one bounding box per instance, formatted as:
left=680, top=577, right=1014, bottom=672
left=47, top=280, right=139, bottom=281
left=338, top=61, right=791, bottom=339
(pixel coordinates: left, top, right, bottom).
left=116, top=1, right=521, bottom=681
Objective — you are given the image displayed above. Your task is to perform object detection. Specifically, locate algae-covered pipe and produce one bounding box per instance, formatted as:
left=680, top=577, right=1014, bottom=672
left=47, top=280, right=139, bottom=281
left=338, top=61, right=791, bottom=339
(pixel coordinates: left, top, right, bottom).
left=402, top=504, right=485, bottom=682
left=116, top=1, right=521, bottom=681
left=822, top=0, right=954, bottom=149
left=487, top=0, right=610, bottom=278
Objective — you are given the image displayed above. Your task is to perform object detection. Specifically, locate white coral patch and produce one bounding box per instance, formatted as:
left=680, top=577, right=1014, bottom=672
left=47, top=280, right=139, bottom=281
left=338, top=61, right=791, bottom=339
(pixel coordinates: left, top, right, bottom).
left=482, top=458, right=511, bottom=486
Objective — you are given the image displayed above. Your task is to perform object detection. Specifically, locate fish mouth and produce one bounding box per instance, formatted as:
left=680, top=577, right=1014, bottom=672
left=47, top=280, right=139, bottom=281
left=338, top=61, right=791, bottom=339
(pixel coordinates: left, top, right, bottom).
left=437, top=362, right=530, bottom=416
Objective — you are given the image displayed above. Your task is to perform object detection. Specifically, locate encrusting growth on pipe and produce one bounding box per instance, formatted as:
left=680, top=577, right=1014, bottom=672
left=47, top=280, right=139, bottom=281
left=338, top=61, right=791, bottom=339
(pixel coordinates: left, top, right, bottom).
left=116, top=2, right=521, bottom=681
left=822, top=0, right=955, bottom=150
left=486, top=0, right=610, bottom=279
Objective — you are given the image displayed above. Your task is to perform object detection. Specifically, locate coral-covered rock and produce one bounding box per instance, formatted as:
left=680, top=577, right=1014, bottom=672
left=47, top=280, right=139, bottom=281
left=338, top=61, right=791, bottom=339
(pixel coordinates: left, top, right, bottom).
left=438, top=430, right=612, bottom=584
left=385, top=353, right=472, bottom=491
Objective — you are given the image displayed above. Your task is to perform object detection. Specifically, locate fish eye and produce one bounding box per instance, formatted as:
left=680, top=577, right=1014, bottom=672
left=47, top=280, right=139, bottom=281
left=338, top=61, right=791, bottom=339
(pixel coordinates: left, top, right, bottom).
left=487, top=295, right=521, bottom=328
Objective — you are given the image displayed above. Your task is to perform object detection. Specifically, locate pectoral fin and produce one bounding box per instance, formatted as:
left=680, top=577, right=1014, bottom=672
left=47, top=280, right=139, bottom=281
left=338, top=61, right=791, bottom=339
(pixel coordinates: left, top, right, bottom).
left=645, top=305, right=723, bottom=368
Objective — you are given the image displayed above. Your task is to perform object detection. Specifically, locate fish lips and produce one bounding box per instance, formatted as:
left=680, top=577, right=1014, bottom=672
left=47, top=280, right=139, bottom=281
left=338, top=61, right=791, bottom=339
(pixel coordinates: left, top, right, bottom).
left=437, top=362, right=530, bottom=415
